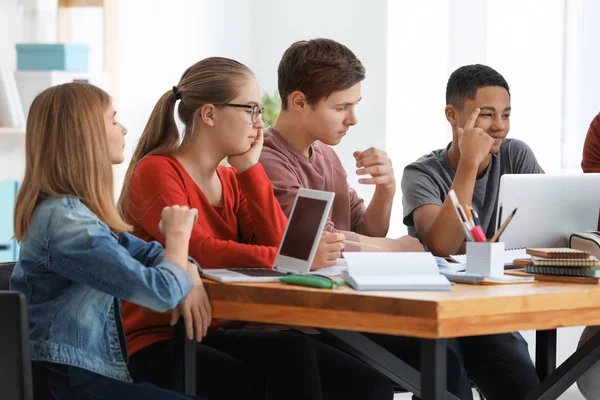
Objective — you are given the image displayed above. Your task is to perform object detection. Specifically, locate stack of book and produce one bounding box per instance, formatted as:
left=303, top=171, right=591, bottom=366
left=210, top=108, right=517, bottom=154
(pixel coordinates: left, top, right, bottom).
left=509, top=248, right=600, bottom=284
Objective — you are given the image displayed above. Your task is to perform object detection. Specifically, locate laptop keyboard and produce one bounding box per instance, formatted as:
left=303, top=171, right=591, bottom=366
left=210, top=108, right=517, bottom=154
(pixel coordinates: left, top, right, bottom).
left=226, top=268, right=287, bottom=277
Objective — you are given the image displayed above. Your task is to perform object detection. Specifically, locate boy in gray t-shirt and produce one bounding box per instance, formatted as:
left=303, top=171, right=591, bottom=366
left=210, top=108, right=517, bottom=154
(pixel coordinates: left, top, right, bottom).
left=400, top=64, right=542, bottom=400
left=402, top=64, right=543, bottom=256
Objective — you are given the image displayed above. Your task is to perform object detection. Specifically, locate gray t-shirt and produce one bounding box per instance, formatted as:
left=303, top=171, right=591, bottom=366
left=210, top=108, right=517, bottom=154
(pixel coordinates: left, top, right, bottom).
left=401, top=139, right=544, bottom=241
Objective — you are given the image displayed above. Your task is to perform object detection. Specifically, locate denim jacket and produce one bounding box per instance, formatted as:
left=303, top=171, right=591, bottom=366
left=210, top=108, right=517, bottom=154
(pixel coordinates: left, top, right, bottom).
left=10, top=197, right=194, bottom=382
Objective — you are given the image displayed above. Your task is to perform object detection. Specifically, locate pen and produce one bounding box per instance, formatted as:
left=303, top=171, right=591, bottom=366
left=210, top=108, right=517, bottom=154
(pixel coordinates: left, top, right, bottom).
left=465, top=205, right=476, bottom=227
left=448, top=190, right=472, bottom=228
left=497, top=203, right=503, bottom=233
left=471, top=207, right=482, bottom=227
left=462, top=222, right=474, bottom=241
left=343, top=240, right=382, bottom=250
left=470, top=225, right=487, bottom=242
left=489, top=207, right=517, bottom=243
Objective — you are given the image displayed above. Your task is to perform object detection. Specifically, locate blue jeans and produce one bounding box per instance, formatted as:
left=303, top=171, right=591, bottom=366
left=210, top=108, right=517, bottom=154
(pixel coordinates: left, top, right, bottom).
left=365, top=332, right=539, bottom=400
left=32, top=361, right=208, bottom=400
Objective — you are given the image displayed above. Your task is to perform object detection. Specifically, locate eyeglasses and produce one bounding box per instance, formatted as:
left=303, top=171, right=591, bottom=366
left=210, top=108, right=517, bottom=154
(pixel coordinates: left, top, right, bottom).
left=222, top=103, right=264, bottom=124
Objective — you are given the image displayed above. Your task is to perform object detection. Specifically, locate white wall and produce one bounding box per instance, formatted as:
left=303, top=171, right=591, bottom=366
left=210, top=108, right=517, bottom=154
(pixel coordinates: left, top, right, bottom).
left=386, top=1, right=450, bottom=237
left=0, top=0, right=20, bottom=71
left=563, top=0, right=600, bottom=171
left=486, top=0, right=565, bottom=173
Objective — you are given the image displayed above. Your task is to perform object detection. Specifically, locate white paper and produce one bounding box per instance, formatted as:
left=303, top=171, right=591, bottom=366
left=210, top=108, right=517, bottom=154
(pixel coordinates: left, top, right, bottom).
left=343, top=252, right=439, bottom=276
left=308, top=265, right=347, bottom=277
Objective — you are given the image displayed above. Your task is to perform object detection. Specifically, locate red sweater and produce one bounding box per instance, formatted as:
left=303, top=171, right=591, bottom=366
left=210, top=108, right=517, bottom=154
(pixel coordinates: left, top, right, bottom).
left=122, top=155, right=287, bottom=356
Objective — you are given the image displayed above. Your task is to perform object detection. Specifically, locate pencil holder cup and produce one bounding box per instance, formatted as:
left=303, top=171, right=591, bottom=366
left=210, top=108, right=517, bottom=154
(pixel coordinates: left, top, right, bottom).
left=466, top=242, right=505, bottom=277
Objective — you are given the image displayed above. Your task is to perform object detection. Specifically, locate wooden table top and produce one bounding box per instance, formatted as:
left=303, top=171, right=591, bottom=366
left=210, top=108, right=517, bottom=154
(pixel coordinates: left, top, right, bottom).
left=204, top=279, right=600, bottom=339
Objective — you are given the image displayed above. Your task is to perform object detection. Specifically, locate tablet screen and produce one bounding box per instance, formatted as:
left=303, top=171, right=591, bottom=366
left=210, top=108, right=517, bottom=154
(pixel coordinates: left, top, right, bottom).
left=279, top=196, right=328, bottom=260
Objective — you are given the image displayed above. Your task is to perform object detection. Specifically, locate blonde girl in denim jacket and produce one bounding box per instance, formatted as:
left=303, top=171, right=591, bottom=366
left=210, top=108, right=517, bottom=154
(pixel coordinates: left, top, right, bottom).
left=10, top=82, right=211, bottom=400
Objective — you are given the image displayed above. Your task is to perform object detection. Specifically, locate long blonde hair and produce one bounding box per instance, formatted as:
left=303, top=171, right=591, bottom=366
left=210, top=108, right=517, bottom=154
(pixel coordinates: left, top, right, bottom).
left=14, top=83, right=131, bottom=241
left=118, top=57, right=252, bottom=217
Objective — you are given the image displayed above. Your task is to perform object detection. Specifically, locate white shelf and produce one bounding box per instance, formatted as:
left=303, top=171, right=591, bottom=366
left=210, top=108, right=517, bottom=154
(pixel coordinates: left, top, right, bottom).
left=0, top=127, right=25, bottom=135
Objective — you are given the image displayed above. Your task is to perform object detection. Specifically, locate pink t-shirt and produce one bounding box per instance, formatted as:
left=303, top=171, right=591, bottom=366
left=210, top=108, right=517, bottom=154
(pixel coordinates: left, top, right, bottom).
left=260, top=127, right=370, bottom=251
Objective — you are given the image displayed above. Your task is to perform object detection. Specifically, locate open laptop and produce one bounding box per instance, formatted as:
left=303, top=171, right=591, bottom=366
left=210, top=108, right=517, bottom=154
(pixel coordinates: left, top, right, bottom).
left=201, top=188, right=335, bottom=282
left=497, top=173, right=600, bottom=249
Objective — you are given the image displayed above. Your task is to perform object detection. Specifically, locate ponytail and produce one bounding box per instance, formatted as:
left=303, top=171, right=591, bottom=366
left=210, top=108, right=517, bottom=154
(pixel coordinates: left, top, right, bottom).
left=118, top=90, right=179, bottom=216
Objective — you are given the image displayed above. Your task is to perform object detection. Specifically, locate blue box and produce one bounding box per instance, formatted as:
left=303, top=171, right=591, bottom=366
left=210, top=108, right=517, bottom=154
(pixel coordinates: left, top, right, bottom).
left=16, top=44, right=90, bottom=72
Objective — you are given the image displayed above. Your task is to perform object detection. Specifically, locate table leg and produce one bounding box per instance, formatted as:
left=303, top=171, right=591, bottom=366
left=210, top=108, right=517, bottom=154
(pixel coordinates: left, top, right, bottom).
left=421, top=338, right=447, bottom=400
left=536, top=329, right=557, bottom=380
left=322, top=330, right=459, bottom=400
left=525, top=329, right=600, bottom=400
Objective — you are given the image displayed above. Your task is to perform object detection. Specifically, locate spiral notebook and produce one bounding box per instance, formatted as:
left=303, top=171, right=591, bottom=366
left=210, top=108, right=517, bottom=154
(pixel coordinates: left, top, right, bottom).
left=506, top=269, right=600, bottom=284
left=450, top=248, right=528, bottom=266
left=531, top=255, right=600, bottom=267
left=526, top=248, right=590, bottom=259
left=525, top=265, right=600, bottom=277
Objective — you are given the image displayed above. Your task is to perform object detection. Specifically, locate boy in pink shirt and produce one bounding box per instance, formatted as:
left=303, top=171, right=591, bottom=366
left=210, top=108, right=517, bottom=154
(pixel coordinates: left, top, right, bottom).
left=260, top=39, right=422, bottom=252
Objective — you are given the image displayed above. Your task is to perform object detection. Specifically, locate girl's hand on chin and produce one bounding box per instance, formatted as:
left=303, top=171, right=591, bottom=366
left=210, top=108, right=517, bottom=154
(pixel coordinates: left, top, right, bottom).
left=227, top=128, right=264, bottom=173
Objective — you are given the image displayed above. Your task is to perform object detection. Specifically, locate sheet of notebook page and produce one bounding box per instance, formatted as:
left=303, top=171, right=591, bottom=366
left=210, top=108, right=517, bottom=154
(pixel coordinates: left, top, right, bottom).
left=450, top=248, right=529, bottom=265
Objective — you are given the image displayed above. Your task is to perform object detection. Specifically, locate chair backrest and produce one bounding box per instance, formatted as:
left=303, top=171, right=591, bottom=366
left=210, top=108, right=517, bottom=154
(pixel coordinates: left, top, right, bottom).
left=0, top=261, right=16, bottom=290
left=0, top=290, right=33, bottom=400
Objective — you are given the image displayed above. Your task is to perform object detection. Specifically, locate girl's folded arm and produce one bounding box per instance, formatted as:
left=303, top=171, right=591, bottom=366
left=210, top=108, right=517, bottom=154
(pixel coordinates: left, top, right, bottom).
left=50, top=209, right=193, bottom=312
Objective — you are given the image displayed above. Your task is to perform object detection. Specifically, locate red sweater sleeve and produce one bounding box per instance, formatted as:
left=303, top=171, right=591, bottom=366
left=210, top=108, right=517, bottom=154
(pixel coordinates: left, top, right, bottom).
left=127, top=157, right=286, bottom=269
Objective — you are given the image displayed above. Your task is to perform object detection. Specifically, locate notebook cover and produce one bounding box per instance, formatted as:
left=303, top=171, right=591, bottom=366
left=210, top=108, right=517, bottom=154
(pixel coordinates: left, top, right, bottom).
left=526, top=247, right=590, bottom=259
left=506, top=269, right=600, bottom=284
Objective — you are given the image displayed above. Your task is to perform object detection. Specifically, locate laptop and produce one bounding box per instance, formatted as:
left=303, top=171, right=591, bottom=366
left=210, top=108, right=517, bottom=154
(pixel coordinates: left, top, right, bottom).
left=497, top=173, right=600, bottom=249
left=201, top=188, right=335, bottom=282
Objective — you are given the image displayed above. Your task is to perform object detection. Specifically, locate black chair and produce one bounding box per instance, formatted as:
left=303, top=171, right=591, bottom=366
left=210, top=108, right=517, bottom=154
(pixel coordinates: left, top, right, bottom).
left=172, top=320, right=197, bottom=396
left=0, top=261, right=15, bottom=290
left=0, top=262, right=33, bottom=400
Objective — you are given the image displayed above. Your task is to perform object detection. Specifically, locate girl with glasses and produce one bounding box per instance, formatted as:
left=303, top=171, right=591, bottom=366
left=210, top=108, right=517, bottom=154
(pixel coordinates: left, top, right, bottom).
left=119, top=57, right=393, bottom=400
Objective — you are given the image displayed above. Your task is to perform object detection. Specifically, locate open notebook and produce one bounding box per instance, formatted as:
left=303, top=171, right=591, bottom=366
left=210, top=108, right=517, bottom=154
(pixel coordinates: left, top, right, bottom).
left=450, top=248, right=528, bottom=266
left=341, top=252, right=451, bottom=291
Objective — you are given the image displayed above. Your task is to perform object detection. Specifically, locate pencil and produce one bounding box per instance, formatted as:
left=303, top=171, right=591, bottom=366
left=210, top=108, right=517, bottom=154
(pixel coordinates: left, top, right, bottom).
left=343, top=240, right=382, bottom=250
left=489, top=207, right=517, bottom=243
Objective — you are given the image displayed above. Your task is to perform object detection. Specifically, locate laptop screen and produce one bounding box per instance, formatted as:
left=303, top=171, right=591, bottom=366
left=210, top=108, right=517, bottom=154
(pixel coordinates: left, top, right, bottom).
left=279, top=196, right=328, bottom=260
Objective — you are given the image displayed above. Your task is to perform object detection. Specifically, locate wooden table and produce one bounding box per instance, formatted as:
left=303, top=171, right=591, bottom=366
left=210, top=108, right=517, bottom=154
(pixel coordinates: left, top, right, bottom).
left=202, top=279, right=600, bottom=400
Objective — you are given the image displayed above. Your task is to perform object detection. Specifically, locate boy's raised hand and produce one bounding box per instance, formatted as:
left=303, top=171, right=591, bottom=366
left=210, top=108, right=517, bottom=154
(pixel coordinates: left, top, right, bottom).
left=457, top=108, right=495, bottom=166
left=353, top=147, right=396, bottom=194
left=228, top=128, right=264, bottom=173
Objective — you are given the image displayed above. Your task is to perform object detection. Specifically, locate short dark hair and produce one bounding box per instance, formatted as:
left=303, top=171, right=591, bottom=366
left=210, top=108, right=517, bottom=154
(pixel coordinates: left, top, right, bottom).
left=277, top=38, right=366, bottom=109
left=445, top=64, right=510, bottom=109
